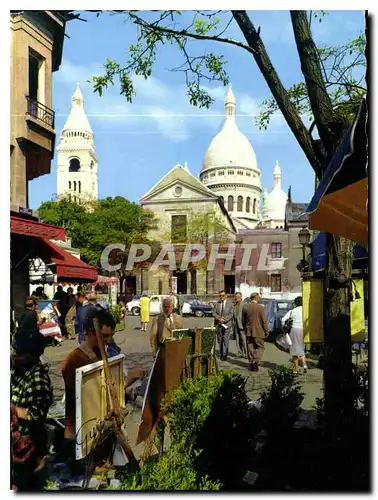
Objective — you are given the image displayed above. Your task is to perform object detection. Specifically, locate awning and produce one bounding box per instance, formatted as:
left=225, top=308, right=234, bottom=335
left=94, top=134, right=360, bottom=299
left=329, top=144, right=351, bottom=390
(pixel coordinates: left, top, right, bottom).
left=306, top=98, right=367, bottom=246
left=11, top=215, right=66, bottom=241
left=311, top=232, right=368, bottom=272
left=37, top=238, right=97, bottom=283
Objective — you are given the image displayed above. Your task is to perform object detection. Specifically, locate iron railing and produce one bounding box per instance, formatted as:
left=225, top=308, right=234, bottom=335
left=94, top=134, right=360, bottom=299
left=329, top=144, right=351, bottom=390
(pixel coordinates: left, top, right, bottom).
left=26, top=96, right=55, bottom=129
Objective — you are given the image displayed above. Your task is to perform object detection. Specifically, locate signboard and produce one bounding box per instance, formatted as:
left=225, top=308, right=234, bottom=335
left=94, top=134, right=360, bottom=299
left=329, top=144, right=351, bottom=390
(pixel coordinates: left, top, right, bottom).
left=302, top=279, right=324, bottom=343
left=350, top=278, right=365, bottom=341
left=136, top=338, right=190, bottom=445
left=75, top=354, right=125, bottom=460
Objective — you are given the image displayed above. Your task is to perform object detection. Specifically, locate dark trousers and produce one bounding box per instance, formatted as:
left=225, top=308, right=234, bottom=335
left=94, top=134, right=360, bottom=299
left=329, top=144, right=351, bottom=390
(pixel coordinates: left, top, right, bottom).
left=217, top=325, right=230, bottom=357
left=247, top=336, right=265, bottom=364
left=235, top=325, right=247, bottom=357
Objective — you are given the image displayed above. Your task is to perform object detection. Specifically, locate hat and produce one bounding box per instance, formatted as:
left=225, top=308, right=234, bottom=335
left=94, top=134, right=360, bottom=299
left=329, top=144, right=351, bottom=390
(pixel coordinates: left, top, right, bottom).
left=12, top=329, right=46, bottom=357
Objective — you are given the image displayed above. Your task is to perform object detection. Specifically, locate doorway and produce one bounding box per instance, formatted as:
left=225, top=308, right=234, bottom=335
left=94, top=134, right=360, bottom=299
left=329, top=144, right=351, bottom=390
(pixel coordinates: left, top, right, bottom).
left=125, top=276, right=137, bottom=295
left=173, top=270, right=187, bottom=294
left=224, top=274, right=235, bottom=295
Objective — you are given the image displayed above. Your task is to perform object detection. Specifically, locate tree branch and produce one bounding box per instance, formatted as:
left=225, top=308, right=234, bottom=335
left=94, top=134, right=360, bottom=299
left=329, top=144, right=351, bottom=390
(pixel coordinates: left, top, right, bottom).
left=290, top=11, right=347, bottom=159
left=129, top=13, right=256, bottom=55
left=231, top=10, right=324, bottom=178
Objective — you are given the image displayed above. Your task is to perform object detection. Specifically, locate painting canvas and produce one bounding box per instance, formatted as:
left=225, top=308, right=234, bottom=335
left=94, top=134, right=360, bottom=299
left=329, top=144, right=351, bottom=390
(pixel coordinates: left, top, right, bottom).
left=136, top=338, right=190, bottom=445
left=75, top=354, right=125, bottom=460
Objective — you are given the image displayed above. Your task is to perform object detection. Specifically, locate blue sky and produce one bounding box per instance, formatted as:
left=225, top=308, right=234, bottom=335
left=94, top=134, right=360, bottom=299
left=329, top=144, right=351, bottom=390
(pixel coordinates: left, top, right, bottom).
left=29, top=10, right=366, bottom=209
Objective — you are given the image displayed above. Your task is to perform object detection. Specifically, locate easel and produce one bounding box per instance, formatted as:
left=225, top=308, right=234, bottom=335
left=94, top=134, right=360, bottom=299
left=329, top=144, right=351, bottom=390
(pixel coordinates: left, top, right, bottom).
left=141, top=329, right=218, bottom=461
left=83, top=317, right=138, bottom=482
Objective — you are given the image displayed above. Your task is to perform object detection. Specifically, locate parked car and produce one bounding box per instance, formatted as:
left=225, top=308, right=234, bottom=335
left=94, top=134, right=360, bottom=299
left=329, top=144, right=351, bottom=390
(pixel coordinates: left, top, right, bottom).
left=242, top=297, right=281, bottom=341
left=126, top=295, right=169, bottom=316
left=276, top=300, right=294, bottom=321
left=189, top=299, right=214, bottom=317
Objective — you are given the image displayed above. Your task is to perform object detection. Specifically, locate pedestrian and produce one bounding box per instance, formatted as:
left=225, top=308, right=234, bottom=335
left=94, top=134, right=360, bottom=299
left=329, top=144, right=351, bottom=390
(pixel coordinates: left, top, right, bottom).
left=17, top=296, right=39, bottom=337
left=75, top=291, right=88, bottom=344
left=66, top=287, right=76, bottom=309
left=33, top=287, right=48, bottom=300
left=11, top=329, right=52, bottom=491
left=140, top=291, right=150, bottom=332
left=213, top=291, right=234, bottom=361
left=61, top=307, right=145, bottom=449
left=150, top=298, right=184, bottom=355
left=242, top=292, right=269, bottom=372
left=53, top=286, right=68, bottom=337
left=178, top=292, right=184, bottom=315
left=281, top=296, right=307, bottom=374
left=233, top=292, right=247, bottom=358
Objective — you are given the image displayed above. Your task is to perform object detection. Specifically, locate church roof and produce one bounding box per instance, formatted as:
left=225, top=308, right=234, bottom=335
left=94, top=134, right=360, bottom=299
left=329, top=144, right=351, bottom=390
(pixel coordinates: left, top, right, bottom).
left=261, top=160, right=288, bottom=221
left=201, top=86, right=259, bottom=173
left=140, top=164, right=219, bottom=202
left=62, top=83, right=93, bottom=134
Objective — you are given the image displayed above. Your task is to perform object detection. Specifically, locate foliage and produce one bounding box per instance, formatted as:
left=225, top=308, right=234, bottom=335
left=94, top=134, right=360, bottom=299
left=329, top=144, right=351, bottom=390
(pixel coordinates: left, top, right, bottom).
left=257, top=32, right=366, bottom=130
left=38, top=195, right=157, bottom=268
left=259, top=365, right=304, bottom=438
left=110, top=303, right=123, bottom=324
left=88, top=10, right=365, bottom=136
left=118, top=443, right=221, bottom=491
left=162, top=371, right=263, bottom=487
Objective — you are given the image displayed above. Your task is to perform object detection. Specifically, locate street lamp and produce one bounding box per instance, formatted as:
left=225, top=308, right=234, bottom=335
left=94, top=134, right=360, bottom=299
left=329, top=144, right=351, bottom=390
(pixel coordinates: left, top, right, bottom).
left=297, top=226, right=311, bottom=274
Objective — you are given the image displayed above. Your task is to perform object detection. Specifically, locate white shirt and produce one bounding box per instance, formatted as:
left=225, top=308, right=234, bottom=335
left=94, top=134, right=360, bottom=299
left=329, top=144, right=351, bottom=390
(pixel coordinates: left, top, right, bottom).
left=282, top=306, right=303, bottom=329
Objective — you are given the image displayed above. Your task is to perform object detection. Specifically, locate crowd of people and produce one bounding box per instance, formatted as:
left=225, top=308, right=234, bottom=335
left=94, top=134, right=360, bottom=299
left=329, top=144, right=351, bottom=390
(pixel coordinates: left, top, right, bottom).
left=10, top=286, right=305, bottom=491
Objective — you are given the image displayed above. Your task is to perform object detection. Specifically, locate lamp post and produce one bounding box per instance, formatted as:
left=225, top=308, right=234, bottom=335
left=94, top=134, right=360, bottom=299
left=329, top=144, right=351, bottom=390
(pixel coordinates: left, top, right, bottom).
left=297, top=226, right=311, bottom=274
left=298, top=227, right=311, bottom=260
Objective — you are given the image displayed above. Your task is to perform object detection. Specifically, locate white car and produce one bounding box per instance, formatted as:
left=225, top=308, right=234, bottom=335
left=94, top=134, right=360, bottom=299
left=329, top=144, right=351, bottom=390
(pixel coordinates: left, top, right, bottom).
left=127, top=295, right=170, bottom=316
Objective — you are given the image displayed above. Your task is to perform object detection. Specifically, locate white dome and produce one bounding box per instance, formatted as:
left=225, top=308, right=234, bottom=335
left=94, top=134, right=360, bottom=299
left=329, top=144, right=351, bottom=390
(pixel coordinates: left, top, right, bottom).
left=62, top=84, right=93, bottom=135
left=202, top=86, right=259, bottom=173
left=261, top=161, right=288, bottom=222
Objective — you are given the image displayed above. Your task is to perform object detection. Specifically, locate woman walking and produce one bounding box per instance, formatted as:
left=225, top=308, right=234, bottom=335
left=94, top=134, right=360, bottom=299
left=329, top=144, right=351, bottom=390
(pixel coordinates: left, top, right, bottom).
left=282, top=296, right=308, bottom=374
left=139, top=291, right=150, bottom=332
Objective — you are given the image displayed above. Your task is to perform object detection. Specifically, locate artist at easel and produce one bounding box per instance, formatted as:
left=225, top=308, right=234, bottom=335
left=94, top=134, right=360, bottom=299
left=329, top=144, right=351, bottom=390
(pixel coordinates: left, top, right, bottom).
left=60, top=305, right=144, bottom=462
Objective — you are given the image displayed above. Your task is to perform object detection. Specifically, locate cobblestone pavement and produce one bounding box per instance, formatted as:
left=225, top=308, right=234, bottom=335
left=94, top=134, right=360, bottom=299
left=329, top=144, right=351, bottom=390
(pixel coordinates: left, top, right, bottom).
left=44, top=315, right=323, bottom=457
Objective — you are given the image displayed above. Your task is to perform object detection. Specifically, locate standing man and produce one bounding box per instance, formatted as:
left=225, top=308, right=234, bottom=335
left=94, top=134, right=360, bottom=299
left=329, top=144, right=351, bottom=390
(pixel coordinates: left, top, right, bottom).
left=213, top=291, right=234, bottom=361
left=150, top=298, right=184, bottom=355
left=233, top=292, right=247, bottom=358
left=177, top=292, right=184, bottom=316
left=242, top=292, right=269, bottom=372
left=75, top=291, right=88, bottom=344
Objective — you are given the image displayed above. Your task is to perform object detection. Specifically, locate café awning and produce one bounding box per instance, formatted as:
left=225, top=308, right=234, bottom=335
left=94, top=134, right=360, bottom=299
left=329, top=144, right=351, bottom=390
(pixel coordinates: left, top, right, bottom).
left=11, top=215, right=66, bottom=241
left=306, top=98, right=367, bottom=247
left=37, top=238, right=97, bottom=283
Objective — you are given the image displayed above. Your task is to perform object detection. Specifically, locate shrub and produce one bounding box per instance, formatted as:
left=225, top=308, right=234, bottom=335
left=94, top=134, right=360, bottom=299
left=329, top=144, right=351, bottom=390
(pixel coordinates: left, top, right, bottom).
left=118, top=444, right=221, bottom=491
left=163, top=371, right=263, bottom=487
left=259, top=365, right=304, bottom=439
left=110, top=304, right=123, bottom=324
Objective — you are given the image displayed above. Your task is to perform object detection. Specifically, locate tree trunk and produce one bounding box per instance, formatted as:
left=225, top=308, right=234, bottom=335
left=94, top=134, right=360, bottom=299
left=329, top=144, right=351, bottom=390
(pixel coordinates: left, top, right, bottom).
left=231, top=10, right=323, bottom=178
left=290, top=11, right=345, bottom=158
left=323, top=234, right=355, bottom=420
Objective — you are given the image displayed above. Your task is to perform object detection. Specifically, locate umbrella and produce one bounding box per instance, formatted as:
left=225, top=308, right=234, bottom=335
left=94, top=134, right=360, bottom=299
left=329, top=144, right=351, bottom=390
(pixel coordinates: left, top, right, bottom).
left=306, top=98, right=367, bottom=246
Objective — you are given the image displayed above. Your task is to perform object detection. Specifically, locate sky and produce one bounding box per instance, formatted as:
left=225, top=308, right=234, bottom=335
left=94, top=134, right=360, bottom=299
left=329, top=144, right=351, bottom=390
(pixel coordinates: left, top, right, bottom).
left=28, top=10, right=366, bottom=210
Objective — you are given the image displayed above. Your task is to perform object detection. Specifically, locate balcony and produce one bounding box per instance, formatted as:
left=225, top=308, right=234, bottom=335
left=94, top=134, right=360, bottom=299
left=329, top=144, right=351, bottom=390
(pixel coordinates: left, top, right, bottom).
left=26, top=96, right=55, bottom=129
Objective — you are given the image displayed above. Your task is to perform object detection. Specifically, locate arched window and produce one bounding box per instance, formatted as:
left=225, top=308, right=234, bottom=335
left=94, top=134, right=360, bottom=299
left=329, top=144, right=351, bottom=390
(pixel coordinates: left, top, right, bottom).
left=69, top=158, right=80, bottom=172
left=68, top=181, right=71, bottom=190
left=219, top=196, right=224, bottom=205
left=227, top=195, right=234, bottom=212
left=237, top=196, right=243, bottom=212
left=253, top=198, right=257, bottom=214
left=78, top=181, right=81, bottom=193
left=246, top=197, right=251, bottom=213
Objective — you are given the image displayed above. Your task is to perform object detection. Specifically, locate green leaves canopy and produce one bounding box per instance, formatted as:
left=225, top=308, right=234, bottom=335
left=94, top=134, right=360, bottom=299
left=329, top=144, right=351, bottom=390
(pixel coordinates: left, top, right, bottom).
left=38, top=196, right=156, bottom=267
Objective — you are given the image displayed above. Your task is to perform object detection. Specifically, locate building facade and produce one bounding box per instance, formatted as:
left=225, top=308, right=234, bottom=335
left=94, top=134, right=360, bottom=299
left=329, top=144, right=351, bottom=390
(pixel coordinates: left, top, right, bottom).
left=10, top=11, right=70, bottom=210
left=56, top=84, right=98, bottom=201
left=10, top=11, right=71, bottom=316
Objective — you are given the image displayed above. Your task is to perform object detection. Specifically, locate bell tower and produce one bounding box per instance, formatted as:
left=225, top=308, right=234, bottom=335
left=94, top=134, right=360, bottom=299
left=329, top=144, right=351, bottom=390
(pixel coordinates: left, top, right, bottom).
left=56, top=84, right=98, bottom=202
